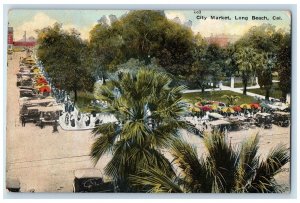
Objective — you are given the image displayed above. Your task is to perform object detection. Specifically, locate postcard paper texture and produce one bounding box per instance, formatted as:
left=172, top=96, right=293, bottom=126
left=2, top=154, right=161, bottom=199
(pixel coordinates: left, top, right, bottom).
left=6, top=9, right=291, bottom=193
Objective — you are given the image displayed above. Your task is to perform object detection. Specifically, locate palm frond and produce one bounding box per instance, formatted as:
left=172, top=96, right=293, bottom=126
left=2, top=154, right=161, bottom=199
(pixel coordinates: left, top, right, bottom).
left=247, top=144, right=290, bottom=193
left=90, top=122, right=120, bottom=165
left=129, top=168, right=184, bottom=193
left=203, top=131, right=238, bottom=192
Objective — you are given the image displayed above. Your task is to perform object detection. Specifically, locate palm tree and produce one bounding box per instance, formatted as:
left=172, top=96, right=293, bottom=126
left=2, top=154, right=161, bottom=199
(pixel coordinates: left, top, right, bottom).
left=221, top=94, right=240, bottom=106
left=234, top=47, right=258, bottom=95
left=90, top=68, right=196, bottom=192
left=255, top=52, right=274, bottom=101
left=129, top=131, right=289, bottom=193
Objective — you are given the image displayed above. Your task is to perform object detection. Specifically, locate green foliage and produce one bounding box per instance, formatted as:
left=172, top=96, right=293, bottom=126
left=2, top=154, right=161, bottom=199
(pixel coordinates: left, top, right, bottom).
left=233, top=46, right=258, bottom=94
left=90, top=68, right=196, bottom=192
left=89, top=10, right=195, bottom=79
left=235, top=24, right=290, bottom=98
left=247, top=85, right=282, bottom=99
left=221, top=94, right=240, bottom=106
left=276, top=33, right=291, bottom=97
left=187, top=38, right=227, bottom=91
left=130, top=132, right=290, bottom=193
left=36, top=23, right=95, bottom=101
left=183, top=90, right=256, bottom=105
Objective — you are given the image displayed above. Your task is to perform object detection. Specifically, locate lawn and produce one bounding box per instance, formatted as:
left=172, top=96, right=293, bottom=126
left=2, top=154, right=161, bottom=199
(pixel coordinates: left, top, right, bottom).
left=247, top=82, right=282, bottom=99
left=247, top=88, right=282, bottom=99
left=222, top=81, right=256, bottom=88
left=74, top=90, right=260, bottom=112
left=72, top=91, right=99, bottom=113
left=183, top=90, right=258, bottom=105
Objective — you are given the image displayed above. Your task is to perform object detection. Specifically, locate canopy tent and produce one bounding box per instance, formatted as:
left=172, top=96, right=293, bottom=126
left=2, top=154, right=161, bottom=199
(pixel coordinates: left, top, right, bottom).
left=233, top=106, right=242, bottom=112
left=250, top=103, right=261, bottom=109
left=260, top=102, right=272, bottom=109
left=32, top=69, right=41, bottom=74
left=210, top=119, right=231, bottom=126
left=39, top=86, right=51, bottom=93
left=256, top=112, right=271, bottom=117
left=20, top=98, right=56, bottom=106
left=36, top=77, right=48, bottom=84
left=28, top=105, right=63, bottom=112
left=208, top=112, right=224, bottom=119
left=201, top=105, right=212, bottom=112
left=222, top=107, right=235, bottom=113
left=189, top=106, right=201, bottom=112
left=240, top=104, right=251, bottom=109
left=194, top=102, right=202, bottom=107
left=273, top=111, right=290, bottom=116
left=210, top=104, right=219, bottom=111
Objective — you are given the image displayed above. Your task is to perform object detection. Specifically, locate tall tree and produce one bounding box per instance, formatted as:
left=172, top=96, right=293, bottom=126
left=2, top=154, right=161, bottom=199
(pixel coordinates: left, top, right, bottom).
left=88, top=10, right=195, bottom=79
left=90, top=68, right=196, bottom=192
left=235, top=24, right=291, bottom=99
left=89, top=20, right=124, bottom=84
left=233, top=47, right=257, bottom=95
left=277, top=33, right=291, bottom=99
left=255, top=52, right=275, bottom=101
left=37, top=23, right=94, bottom=102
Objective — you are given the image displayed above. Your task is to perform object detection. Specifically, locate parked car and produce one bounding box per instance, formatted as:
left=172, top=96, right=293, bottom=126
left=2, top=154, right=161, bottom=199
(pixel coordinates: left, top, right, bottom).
left=73, top=169, right=114, bottom=193
left=19, top=89, right=37, bottom=98
left=255, top=112, right=272, bottom=129
left=272, top=111, right=290, bottom=127
left=6, top=178, right=20, bottom=192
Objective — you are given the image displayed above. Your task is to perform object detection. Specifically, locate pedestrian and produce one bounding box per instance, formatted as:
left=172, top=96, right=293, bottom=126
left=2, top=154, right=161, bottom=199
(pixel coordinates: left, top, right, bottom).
left=65, top=112, right=69, bottom=125
left=52, top=120, right=58, bottom=133
left=70, top=114, right=75, bottom=127
left=21, top=115, right=26, bottom=127
left=84, top=114, right=90, bottom=127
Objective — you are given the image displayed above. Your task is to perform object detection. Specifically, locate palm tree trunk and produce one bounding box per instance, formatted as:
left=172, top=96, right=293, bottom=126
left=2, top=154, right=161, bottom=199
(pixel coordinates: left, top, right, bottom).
left=74, top=89, right=77, bottom=104
left=265, top=88, right=270, bottom=101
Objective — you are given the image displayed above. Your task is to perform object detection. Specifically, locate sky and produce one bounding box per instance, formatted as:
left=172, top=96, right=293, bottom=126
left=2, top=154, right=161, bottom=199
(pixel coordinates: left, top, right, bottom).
left=8, top=9, right=291, bottom=41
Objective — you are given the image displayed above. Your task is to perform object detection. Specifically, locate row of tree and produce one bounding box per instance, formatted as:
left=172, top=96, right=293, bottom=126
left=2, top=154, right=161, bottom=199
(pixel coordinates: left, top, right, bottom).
left=36, top=10, right=291, bottom=102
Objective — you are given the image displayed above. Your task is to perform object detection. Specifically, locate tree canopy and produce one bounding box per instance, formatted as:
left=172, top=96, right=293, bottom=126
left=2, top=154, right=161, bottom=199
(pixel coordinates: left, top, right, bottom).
left=36, top=23, right=95, bottom=102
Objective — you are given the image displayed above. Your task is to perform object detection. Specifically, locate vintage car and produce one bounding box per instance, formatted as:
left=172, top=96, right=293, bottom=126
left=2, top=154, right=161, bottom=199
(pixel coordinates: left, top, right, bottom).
left=20, top=105, right=63, bottom=124
left=208, top=112, right=224, bottom=121
left=255, top=112, right=272, bottom=129
left=19, top=89, right=38, bottom=98
left=6, top=178, right=20, bottom=192
left=268, top=102, right=289, bottom=111
left=37, top=105, right=63, bottom=126
left=210, top=119, right=232, bottom=132
left=73, top=169, right=114, bottom=193
left=272, top=111, right=291, bottom=127
left=20, top=98, right=57, bottom=107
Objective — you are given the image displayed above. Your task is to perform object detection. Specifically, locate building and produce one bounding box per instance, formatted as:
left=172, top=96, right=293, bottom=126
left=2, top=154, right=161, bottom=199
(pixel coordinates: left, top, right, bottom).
left=205, top=33, right=240, bottom=48
left=8, top=27, right=14, bottom=49
left=8, top=29, right=37, bottom=48
left=14, top=33, right=37, bottom=48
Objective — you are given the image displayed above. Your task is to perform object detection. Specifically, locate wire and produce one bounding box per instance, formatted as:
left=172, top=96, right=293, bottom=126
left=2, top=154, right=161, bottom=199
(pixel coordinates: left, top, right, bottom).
left=7, top=159, right=92, bottom=170
left=8, top=154, right=90, bottom=165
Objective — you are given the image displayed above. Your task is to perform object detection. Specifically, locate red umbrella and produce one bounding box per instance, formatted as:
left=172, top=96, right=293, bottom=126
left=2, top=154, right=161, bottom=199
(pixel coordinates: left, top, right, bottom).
left=233, top=106, right=242, bottom=112
left=36, top=77, right=47, bottom=84
left=195, top=102, right=202, bottom=107
left=251, top=103, right=260, bottom=109
left=36, top=81, right=48, bottom=86
left=201, top=105, right=212, bottom=112
left=39, top=86, right=51, bottom=93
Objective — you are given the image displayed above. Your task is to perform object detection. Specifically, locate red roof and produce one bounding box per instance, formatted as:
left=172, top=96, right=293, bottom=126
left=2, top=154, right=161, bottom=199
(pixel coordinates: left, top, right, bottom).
left=13, top=41, right=36, bottom=47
